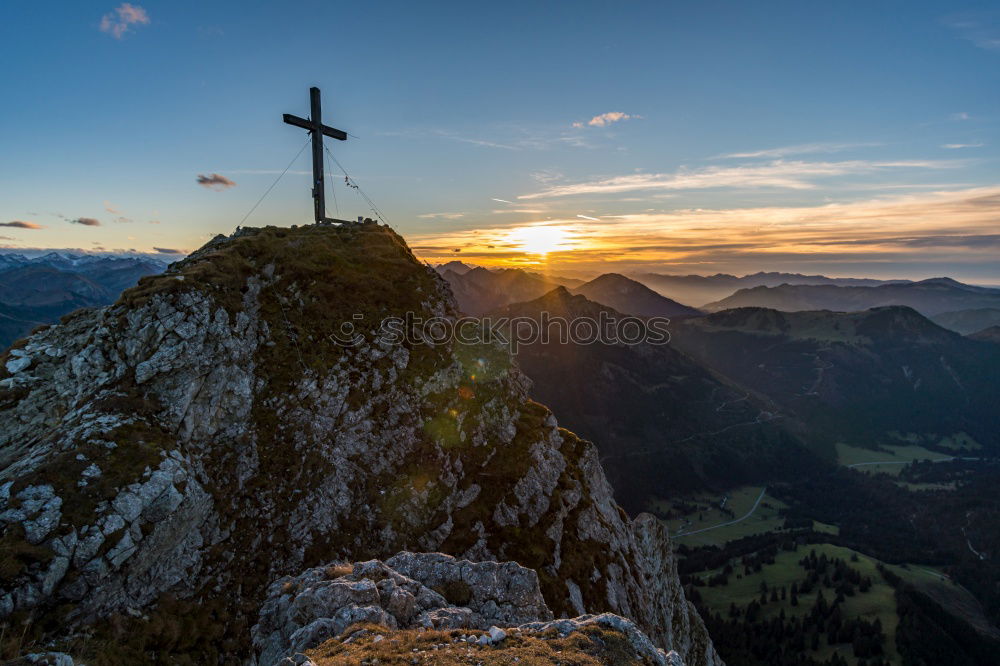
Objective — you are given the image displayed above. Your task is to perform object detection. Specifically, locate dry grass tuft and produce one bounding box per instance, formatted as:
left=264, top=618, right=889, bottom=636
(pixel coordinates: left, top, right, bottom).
left=306, top=622, right=656, bottom=665
left=326, top=563, right=354, bottom=579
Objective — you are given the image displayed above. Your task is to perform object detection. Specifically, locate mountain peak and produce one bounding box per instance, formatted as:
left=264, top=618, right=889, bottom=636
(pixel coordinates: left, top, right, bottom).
left=0, top=222, right=719, bottom=666
left=575, top=273, right=701, bottom=318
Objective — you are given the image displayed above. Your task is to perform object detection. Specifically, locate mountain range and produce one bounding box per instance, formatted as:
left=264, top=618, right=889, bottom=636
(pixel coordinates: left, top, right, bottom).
left=632, top=271, right=908, bottom=308
left=669, top=306, right=1000, bottom=453
left=439, top=265, right=700, bottom=318
left=0, top=252, right=166, bottom=348
left=704, top=277, right=1000, bottom=317
left=573, top=274, right=702, bottom=319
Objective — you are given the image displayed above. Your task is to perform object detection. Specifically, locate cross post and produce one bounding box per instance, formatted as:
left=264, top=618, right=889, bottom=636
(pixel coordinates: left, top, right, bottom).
left=283, top=87, right=348, bottom=223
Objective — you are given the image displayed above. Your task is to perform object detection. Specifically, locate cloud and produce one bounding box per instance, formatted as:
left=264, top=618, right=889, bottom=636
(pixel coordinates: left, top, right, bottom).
left=100, top=3, right=150, bottom=39
left=388, top=127, right=595, bottom=151
left=945, top=13, right=1000, bottom=51
left=417, top=212, right=465, bottom=219
left=942, top=143, right=984, bottom=149
left=226, top=169, right=312, bottom=176
left=952, top=112, right=971, bottom=121
left=530, top=170, right=564, bottom=184
left=583, top=112, right=634, bottom=128
left=0, top=221, right=43, bottom=229
left=104, top=201, right=121, bottom=214
left=70, top=218, right=101, bottom=227
left=408, top=186, right=1000, bottom=279
left=153, top=247, right=184, bottom=254
left=716, top=142, right=881, bottom=159
left=197, top=173, right=236, bottom=190
left=518, top=159, right=960, bottom=199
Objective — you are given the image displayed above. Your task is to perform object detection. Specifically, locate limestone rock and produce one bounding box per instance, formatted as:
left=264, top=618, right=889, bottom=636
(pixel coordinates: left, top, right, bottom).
left=254, top=552, right=683, bottom=666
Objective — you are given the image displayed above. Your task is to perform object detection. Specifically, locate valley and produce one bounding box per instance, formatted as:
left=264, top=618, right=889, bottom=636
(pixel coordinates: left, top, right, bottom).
left=458, top=266, right=1000, bottom=665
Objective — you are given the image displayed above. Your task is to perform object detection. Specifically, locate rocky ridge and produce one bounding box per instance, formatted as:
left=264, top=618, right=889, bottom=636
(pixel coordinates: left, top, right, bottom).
left=0, top=223, right=719, bottom=665
left=253, top=551, right=683, bottom=665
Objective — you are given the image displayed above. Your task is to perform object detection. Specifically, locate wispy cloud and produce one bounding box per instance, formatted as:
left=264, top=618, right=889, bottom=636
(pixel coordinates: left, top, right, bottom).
left=417, top=212, right=465, bottom=219
left=428, top=130, right=519, bottom=150
left=409, top=186, right=1000, bottom=278
left=153, top=247, right=184, bottom=254
left=716, top=142, right=882, bottom=159
left=0, top=221, right=43, bottom=229
left=945, top=13, right=1000, bottom=51
left=573, top=112, right=636, bottom=129
left=226, top=169, right=311, bottom=176
left=383, top=127, right=594, bottom=151
left=99, top=3, right=150, bottom=39
left=942, top=142, right=984, bottom=149
left=70, top=218, right=101, bottom=227
left=518, top=159, right=961, bottom=199
left=104, top=201, right=121, bottom=214
left=952, top=111, right=971, bottom=121
left=197, top=173, right=236, bottom=190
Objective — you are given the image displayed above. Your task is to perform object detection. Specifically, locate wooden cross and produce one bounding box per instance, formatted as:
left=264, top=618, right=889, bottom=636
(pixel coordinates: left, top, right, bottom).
left=283, top=87, right=348, bottom=224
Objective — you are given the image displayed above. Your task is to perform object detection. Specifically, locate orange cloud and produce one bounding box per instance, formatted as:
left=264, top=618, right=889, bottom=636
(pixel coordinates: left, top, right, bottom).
left=409, top=186, right=1000, bottom=277
left=100, top=3, right=150, bottom=39
left=0, top=221, right=43, bottom=229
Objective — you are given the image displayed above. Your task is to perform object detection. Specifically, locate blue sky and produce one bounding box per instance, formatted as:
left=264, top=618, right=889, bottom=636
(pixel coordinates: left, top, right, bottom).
left=1, top=1, right=998, bottom=280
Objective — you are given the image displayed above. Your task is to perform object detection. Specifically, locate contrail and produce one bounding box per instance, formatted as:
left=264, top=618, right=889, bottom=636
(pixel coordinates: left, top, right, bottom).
left=577, top=214, right=600, bottom=221
left=491, top=198, right=513, bottom=204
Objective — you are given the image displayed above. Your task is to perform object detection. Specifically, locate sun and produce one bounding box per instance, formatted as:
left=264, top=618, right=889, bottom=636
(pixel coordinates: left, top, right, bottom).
left=505, top=224, right=575, bottom=255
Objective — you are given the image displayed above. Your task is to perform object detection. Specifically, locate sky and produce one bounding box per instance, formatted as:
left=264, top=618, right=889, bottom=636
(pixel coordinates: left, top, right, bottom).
left=1, top=1, right=998, bottom=282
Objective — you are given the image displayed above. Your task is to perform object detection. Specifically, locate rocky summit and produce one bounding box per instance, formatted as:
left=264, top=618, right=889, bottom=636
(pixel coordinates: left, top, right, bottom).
left=253, top=551, right=683, bottom=665
left=0, top=223, right=719, bottom=665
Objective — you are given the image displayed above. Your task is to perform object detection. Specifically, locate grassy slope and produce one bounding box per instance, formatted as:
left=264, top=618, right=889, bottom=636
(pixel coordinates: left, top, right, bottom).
left=655, top=486, right=789, bottom=548
left=695, top=543, right=987, bottom=665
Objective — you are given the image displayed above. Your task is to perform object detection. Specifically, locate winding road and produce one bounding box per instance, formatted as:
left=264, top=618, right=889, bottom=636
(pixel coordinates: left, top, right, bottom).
left=674, top=487, right=768, bottom=538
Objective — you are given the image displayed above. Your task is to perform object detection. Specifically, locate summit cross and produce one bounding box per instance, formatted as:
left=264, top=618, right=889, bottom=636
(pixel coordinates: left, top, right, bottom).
left=283, top=86, right=348, bottom=224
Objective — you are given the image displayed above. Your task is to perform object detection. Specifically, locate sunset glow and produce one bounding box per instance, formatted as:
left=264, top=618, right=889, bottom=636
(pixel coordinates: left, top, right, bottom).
left=0, top=2, right=996, bottom=283
left=503, top=224, right=578, bottom=256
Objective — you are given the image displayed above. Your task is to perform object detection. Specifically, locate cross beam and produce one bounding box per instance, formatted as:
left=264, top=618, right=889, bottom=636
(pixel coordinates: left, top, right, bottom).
left=283, top=87, right=347, bottom=223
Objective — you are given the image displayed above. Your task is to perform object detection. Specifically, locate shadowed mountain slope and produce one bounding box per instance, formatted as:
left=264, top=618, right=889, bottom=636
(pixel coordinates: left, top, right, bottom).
left=970, top=326, right=1000, bottom=344
left=670, top=306, right=1000, bottom=453
left=439, top=266, right=569, bottom=315
left=489, top=287, right=823, bottom=512
left=573, top=274, right=701, bottom=318
left=932, top=307, right=1000, bottom=335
